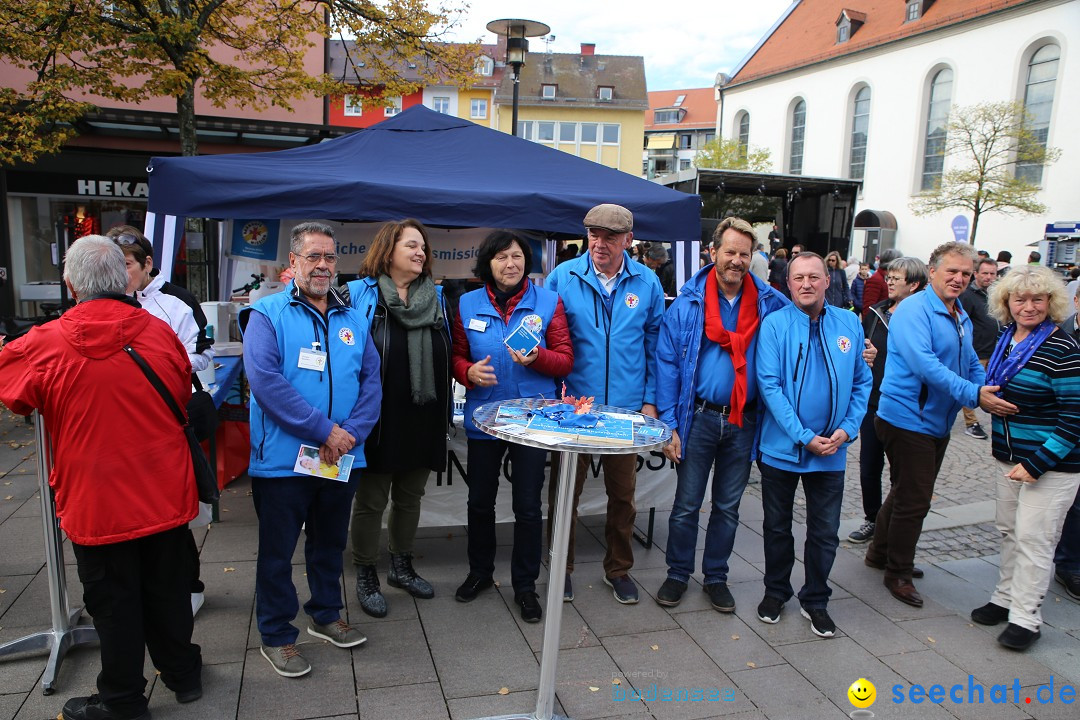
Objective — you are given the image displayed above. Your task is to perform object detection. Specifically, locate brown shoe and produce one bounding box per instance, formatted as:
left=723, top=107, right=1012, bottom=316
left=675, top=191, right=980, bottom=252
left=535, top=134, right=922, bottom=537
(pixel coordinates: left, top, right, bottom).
left=864, top=556, right=924, bottom=578
left=884, top=577, right=923, bottom=607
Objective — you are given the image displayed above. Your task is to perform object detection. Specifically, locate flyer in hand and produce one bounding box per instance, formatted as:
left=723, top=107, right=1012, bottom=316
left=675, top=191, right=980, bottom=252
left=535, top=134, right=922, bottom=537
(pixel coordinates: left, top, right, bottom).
left=293, top=444, right=355, bottom=481
left=504, top=322, right=541, bottom=356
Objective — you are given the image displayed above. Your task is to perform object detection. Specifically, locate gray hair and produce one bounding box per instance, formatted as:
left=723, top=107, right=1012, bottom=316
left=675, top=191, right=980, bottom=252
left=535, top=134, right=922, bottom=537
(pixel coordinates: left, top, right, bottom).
left=878, top=248, right=903, bottom=267
left=646, top=245, right=669, bottom=263
left=64, top=235, right=129, bottom=298
left=290, top=221, right=336, bottom=254
left=887, top=257, right=929, bottom=291
left=928, top=241, right=978, bottom=269
left=988, top=265, right=1070, bottom=325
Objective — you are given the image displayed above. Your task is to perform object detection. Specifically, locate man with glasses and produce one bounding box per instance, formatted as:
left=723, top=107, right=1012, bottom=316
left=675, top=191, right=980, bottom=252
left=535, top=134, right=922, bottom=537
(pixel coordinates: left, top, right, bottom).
left=240, top=222, right=382, bottom=677
left=545, top=204, right=665, bottom=605
left=958, top=258, right=1001, bottom=440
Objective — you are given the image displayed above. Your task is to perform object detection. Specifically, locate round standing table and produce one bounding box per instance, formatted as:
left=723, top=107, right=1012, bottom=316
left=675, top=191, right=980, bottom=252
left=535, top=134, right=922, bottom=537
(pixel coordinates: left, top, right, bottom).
left=472, top=398, right=671, bottom=720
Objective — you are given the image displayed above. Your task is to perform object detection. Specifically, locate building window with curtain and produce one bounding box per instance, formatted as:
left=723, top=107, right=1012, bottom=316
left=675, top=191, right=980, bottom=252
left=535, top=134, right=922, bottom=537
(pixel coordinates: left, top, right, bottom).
left=432, top=97, right=450, bottom=114
left=921, top=68, right=952, bottom=191
left=849, top=87, right=870, bottom=180
left=1016, top=43, right=1059, bottom=185
left=737, top=112, right=750, bottom=162
left=789, top=100, right=805, bottom=175
left=470, top=98, right=487, bottom=119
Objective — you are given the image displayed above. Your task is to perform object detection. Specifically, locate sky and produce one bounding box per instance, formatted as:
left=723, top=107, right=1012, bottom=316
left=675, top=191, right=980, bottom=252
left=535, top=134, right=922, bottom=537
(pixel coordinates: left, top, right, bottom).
left=440, top=0, right=795, bottom=91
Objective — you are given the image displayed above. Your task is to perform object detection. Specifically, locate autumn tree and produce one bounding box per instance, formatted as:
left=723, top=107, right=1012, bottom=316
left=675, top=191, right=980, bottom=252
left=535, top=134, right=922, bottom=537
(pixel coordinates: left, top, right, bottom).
left=695, top=137, right=773, bottom=173
left=0, top=0, right=478, bottom=164
left=910, top=101, right=1061, bottom=245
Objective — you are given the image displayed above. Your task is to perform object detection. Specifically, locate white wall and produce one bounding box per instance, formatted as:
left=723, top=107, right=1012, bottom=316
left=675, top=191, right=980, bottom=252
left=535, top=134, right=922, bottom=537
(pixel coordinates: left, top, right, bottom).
left=720, top=1, right=1079, bottom=263
left=422, top=86, right=459, bottom=115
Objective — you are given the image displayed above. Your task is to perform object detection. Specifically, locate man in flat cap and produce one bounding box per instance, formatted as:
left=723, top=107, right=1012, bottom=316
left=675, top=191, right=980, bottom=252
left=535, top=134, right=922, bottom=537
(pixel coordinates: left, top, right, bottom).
left=545, top=203, right=665, bottom=605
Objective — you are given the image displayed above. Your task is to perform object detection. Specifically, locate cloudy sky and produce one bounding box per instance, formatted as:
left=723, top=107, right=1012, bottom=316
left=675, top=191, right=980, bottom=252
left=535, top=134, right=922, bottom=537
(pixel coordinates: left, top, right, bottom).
left=441, top=0, right=795, bottom=90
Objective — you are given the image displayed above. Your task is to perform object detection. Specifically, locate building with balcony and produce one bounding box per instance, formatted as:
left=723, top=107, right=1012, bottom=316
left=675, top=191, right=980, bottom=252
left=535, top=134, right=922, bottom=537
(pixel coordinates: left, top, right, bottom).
left=643, top=88, right=717, bottom=178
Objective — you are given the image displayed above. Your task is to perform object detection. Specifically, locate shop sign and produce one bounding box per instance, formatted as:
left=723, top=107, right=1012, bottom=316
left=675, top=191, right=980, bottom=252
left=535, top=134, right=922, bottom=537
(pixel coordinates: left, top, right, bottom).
left=5, top=171, right=149, bottom=198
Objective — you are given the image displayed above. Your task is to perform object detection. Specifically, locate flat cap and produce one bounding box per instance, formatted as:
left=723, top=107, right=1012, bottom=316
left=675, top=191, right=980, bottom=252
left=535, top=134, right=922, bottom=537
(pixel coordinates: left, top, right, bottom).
left=584, top=204, right=633, bottom=234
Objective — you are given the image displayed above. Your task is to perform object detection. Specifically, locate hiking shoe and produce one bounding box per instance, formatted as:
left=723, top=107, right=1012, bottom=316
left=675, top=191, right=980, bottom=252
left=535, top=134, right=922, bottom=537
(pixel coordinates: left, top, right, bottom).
left=307, top=618, right=366, bottom=648
left=757, top=596, right=783, bottom=624
left=355, top=564, right=387, bottom=618
left=655, top=578, right=688, bottom=607
left=965, top=423, right=988, bottom=440
left=260, top=644, right=311, bottom=678
left=604, top=575, right=639, bottom=604
left=704, top=582, right=736, bottom=613
left=388, top=553, right=435, bottom=599
left=455, top=573, right=494, bottom=602
left=515, top=591, right=542, bottom=623
left=997, top=623, right=1041, bottom=651
left=563, top=573, right=574, bottom=602
left=971, top=602, right=1010, bottom=626
left=848, top=520, right=875, bottom=544
left=800, top=606, right=836, bottom=638
left=61, top=695, right=149, bottom=720
left=1056, top=570, right=1080, bottom=600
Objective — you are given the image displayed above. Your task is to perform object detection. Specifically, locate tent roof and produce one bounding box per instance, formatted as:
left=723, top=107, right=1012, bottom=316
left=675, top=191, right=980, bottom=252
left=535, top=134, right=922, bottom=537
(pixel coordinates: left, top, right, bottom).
left=146, top=105, right=701, bottom=242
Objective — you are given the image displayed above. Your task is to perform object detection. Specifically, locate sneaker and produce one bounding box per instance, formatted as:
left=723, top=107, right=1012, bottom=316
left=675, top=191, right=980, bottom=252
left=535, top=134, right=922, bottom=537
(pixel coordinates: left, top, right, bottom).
left=307, top=618, right=367, bottom=648
left=971, top=602, right=1010, bottom=626
left=848, top=520, right=875, bottom=544
left=655, top=578, right=688, bottom=607
left=61, top=695, right=150, bottom=720
left=515, top=591, right=542, bottom=623
left=1055, top=570, right=1080, bottom=600
left=704, top=582, right=736, bottom=613
left=997, top=622, right=1041, bottom=651
left=604, top=575, right=639, bottom=604
left=260, top=643, right=311, bottom=678
left=563, top=573, right=574, bottom=602
left=757, top=596, right=783, bottom=624
left=455, top=573, right=494, bottom=602
left=800, top=606, right=836, bottom=638
left=965, top=423, right=988, bottom=440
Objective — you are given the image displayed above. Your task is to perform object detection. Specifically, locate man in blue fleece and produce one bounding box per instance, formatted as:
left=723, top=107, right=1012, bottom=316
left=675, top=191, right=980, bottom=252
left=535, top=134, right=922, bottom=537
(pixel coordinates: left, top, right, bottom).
left=754, top=252, right=871, bottom=638
left=241, top=222, right=382, bottom=678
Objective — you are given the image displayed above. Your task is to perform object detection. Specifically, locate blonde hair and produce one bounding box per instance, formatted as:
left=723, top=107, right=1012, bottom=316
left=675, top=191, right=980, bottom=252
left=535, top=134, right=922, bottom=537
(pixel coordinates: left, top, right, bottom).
left=987, top=265, right=1070, bottom=325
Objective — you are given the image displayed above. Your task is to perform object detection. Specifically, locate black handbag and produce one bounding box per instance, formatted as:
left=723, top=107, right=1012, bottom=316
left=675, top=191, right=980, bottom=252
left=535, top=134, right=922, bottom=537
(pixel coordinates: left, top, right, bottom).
left=123, top=345, right=220, bottom=504
left=187, top=374, right=219, bottom=442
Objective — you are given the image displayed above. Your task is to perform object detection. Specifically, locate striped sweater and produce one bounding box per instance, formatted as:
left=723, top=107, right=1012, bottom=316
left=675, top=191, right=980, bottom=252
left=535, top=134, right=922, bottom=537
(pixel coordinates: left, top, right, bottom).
left=990, top=329, right=1080, bottom=478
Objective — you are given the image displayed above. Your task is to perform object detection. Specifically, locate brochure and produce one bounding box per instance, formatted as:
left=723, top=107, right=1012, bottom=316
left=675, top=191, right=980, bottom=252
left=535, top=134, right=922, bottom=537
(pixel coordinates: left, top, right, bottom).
left=293, top=444, right=354, bottom=482
left=504, top=323, right=541, bottom=356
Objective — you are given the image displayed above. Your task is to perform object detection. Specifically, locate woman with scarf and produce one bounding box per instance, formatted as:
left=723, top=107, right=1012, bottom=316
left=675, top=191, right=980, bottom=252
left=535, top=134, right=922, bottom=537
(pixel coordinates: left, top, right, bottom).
left=449, top=231, right=573, bottom=623
left=347, top=220, right=452, bottom=618
left=970, top=266, right=1080, bottom=651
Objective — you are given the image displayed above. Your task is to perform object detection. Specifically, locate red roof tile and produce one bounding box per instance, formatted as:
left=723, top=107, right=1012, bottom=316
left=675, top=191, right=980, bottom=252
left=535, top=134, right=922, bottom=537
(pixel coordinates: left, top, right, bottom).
left=645, top=88, right=715, bottom=130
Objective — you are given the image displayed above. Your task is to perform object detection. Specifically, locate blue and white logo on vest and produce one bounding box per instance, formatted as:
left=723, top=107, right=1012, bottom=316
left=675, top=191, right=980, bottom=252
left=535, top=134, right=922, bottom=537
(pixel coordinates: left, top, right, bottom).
left=836, top=336, right=852, bottom=353
left=522, top=314, right=543, bottom=335
left=625, top=293, right=639, bottom=309
left=338, top=327, right=356, bottom=346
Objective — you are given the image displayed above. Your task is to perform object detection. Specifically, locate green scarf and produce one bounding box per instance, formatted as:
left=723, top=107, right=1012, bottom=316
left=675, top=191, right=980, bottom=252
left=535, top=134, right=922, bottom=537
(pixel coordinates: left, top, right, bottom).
left=378, top=274, right=443, bottom=405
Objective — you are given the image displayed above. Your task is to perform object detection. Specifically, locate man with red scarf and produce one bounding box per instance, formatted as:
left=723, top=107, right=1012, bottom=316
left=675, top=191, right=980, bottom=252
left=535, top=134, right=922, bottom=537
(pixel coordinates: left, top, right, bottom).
left=654, top=217, right=788, bottom=611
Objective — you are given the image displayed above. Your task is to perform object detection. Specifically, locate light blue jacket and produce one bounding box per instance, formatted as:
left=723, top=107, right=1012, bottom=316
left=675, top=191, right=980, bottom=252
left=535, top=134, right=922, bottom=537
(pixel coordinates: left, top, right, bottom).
left=656, top=266, right=788, bottom=459
left=756, top=304, right=872, bottom=465
left=544, top=250, right=663, bottom=410
left=876, top=287, right=986, bottom=437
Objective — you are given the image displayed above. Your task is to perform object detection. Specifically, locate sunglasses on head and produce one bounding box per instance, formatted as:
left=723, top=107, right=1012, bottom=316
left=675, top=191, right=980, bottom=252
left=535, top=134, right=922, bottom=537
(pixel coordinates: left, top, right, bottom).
left=112, top=233, right=152, bottom=255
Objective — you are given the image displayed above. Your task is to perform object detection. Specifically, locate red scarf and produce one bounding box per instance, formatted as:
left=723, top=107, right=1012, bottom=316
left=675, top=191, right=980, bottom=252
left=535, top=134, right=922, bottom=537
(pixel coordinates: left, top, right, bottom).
left=704, top=270, right=760, bottom=427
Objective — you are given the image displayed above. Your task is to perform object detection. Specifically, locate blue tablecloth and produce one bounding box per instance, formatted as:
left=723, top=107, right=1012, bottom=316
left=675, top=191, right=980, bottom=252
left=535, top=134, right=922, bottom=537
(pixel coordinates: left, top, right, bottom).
left=208, top=355, right=244, bottom=409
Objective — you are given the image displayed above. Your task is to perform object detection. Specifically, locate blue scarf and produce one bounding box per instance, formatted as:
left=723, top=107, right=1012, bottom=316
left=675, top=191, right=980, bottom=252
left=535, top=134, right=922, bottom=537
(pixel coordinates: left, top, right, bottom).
left=985, top=319, right=1057, bottom=396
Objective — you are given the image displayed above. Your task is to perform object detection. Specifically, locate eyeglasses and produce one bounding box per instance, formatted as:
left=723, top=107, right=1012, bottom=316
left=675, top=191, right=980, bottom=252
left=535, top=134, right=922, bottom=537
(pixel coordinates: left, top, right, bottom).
left=299, top=253, right=338, bottom=264
left=885, top=275, right=908, bottom=284
left=111, top=233, right=152, bottom=255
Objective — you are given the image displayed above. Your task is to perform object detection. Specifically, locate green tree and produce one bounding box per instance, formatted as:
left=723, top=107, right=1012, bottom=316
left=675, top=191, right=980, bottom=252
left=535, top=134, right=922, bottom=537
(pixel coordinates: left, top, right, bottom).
left=0, top=0, right=478, bottom=163
left=910, top=101, right=1061, bottom=245
left=695, top=137, right=774, bottom=173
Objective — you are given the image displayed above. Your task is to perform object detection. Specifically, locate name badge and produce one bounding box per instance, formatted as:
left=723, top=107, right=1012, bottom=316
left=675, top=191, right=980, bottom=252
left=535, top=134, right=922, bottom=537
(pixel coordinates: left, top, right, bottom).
left=468, top=318, right=487, bottom=332
left=298, top=347, right=327, bottom=371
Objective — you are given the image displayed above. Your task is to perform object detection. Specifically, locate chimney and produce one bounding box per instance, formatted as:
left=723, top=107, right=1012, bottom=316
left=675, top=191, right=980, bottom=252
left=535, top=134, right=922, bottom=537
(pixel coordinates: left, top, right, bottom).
left=580, top=43, right=596, bottom=56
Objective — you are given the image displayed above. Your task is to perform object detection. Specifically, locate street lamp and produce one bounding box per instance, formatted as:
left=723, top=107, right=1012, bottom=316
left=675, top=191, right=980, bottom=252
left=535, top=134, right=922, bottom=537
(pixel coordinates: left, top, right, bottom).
left=486, top=18, right=550, bottom=137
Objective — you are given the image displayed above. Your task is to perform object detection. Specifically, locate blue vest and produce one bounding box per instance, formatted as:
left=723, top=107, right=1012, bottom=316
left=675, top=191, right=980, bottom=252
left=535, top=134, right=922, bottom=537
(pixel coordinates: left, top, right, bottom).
left=458, top=284, right=560, bottom=439
left=242, top=283, right=371, bottom=476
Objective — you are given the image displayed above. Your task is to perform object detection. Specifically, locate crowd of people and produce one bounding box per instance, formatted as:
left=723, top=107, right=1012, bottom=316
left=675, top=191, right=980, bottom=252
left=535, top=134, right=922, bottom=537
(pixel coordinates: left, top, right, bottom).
left=0, top=209, right=1077, bottom=720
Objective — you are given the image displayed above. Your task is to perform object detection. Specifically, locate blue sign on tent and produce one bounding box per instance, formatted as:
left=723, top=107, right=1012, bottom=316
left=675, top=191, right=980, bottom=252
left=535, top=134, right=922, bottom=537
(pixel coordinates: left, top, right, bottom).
left=231, top=220, right=280, bottom=261
left=951, top=215, right=970, bottom=243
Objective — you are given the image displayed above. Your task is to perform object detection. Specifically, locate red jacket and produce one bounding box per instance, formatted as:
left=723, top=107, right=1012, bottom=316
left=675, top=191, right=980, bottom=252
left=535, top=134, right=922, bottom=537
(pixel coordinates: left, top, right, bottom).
left=0, top=297, right=197, bottom=545
left=861, top=268, right=889, bottom=318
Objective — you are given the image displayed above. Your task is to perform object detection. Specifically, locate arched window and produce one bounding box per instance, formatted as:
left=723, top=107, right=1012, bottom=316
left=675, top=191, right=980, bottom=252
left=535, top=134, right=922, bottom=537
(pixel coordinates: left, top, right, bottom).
left=789, top=99, right=806, bottom=175
left=849, top=87, right=870, bottom=179
left=1017, top=43, right=1059, bottom=184
left=920, top=68, right=952, bottom=191
left=737, top=111, right=750, bottom=162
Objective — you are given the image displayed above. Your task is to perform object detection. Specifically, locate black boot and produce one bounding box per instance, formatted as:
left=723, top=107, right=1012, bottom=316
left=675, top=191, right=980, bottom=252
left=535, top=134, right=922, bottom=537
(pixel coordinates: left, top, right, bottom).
left=388, top=553, right=434, bottom=599
left=355, top=564, right=387, bottom=618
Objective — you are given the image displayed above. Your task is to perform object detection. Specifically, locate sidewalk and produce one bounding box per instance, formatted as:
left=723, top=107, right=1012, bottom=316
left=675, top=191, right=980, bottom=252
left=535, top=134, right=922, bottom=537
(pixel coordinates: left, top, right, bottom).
left=1, top=406, right=1078, bottom=720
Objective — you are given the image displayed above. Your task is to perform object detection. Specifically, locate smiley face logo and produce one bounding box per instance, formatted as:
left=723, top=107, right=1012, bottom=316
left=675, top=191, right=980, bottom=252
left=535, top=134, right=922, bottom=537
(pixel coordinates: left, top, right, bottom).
left=847, top=678, right=876, bottom=709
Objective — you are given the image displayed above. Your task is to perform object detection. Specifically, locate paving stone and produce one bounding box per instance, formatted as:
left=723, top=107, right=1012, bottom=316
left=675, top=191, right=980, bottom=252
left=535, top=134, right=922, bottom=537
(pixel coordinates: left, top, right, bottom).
left=566, top=562, right=679, bottom=639
left=727, top=580, right=843, bottom=647
left=10, top=640, right=103, bottom=720
left=350, top=617, right=437, bottom=689
left=511, top=582, right=601, bottom=652
left=446, top=688, right=564, bottom=720
left=193, top=602, right=254, bottom=666
left=147, top=660, right=243, bottom=719
left=726, top=664, right=847, bottom=720
left=199, top=522, right=261, bottom=564
left=828, top=596, right=931, bottom=656
left=0, top=516, right=46, bottom=577
left=673, top=609, right=786, bottom=673
left=237, top=643, right=358, bottom=719
left=935, top=556, right=1003, bottom=593
left=544, top=645, right=647, bottom=719
left=356, top=681, right=449, bottom=720
left=1015, top=682, right=1080, bottom=720
left=0, top=573, right=33, bottom=620
left=0, top=695, right=24, bottom=720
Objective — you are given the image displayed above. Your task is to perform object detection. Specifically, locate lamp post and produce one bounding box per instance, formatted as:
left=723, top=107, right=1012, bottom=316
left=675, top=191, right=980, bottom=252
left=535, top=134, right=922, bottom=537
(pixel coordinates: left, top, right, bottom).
left=486, top=18, right=550, bottom=137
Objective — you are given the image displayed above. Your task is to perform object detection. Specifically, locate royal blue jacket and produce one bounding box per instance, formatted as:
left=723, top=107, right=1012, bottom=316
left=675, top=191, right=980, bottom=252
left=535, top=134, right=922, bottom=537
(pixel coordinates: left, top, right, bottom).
left=877, top=287, right=985, bottom=438
left=656, top=266, right=788, bottom=459
left=457, top=284, right=561, bottom=439
left=756, top=304, right=871, bottom=466
left=241, top=282, right=381, bottom=477
left=544, top=251, right=664, bottom=410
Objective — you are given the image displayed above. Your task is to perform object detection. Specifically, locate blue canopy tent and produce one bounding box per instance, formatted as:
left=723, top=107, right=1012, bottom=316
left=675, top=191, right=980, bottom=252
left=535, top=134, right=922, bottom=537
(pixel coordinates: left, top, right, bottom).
left=144, top=105, right=702, bottom=288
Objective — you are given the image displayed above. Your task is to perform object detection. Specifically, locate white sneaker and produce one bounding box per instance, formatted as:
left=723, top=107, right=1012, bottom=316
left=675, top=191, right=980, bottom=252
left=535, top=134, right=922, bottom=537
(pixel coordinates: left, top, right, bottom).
left=191, top=592, right=205, bottom=617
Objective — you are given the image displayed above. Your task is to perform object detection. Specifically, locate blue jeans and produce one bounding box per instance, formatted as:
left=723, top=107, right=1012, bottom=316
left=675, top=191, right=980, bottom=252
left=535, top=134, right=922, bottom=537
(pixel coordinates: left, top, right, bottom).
left=665, top=408, right=756, bottom=585
left=1055, top=486, right=1080, bottom=575
left=252, top=472, right=360, bottom=646
left=758, top=461, right=844, bottom=609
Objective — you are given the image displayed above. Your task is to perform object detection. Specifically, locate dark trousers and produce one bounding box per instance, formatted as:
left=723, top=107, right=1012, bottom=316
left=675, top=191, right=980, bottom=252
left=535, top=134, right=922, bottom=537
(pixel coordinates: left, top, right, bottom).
left=867, top=417, right=950, bottom=580
left=465, top=438, right=546, bottom=594
left=72, top=525, right=202, bottom=717
left=858, top=410, right=889, bottom=523
left=185, top=529, right=204, bottom=593
left=758, top=461, right=844, bottom=609
left=1055, top=486, right=1080, bottom=575
left=252, top=472, right=359, bottom=647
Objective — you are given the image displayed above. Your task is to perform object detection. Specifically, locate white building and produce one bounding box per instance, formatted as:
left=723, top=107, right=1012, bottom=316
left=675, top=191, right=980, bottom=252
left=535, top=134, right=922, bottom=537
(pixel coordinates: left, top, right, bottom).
left=717, top=0, right=1079, bottom=263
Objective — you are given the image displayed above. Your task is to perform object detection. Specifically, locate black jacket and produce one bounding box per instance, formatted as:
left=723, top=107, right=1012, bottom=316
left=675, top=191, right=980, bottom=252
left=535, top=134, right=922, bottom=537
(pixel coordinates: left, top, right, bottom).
left=862, top=299, right=893, bottom=410
left=959, top=284, right=998, bottom=359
